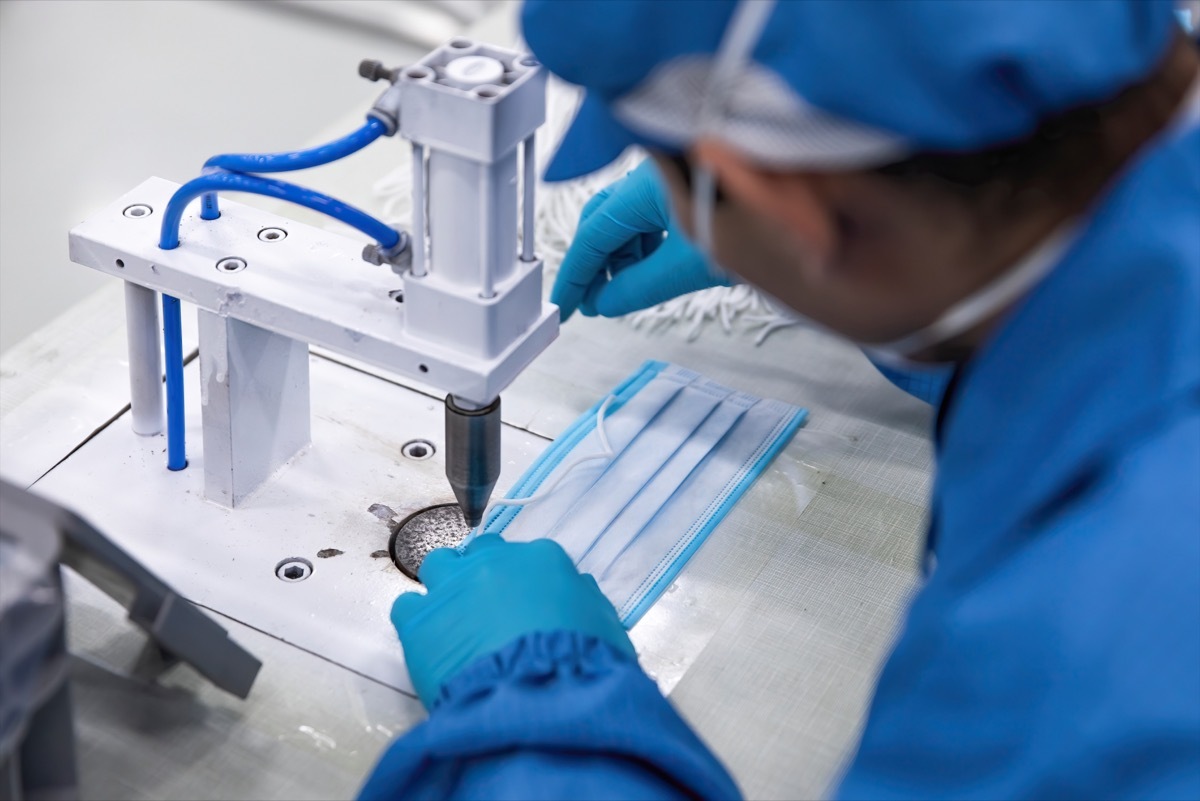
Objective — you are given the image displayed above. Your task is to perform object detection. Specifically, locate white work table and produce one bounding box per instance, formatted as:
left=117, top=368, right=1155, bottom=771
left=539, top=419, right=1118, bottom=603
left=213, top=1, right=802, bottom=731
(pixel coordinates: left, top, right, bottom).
left=0, top=8, right=933, bottom=800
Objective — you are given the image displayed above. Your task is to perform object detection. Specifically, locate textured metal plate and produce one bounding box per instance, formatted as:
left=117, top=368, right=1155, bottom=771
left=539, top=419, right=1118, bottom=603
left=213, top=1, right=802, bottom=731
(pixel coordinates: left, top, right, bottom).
left=389, top=503, right=469, bottom=580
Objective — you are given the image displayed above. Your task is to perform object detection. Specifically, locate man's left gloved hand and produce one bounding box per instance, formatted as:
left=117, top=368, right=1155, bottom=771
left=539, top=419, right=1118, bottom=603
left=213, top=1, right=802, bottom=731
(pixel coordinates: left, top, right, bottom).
left=391, top=535, right=636, bottom=708
left=553, top=159, right=728, bottom=321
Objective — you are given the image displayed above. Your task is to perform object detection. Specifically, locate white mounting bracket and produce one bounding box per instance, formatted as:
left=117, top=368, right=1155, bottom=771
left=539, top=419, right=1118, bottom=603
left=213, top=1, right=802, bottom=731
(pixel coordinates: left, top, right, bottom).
left=68, top=179, right=557, bottom=505
left=69, top=178, right=556, bottom=402
left=67, top=39, right=555, bottom=508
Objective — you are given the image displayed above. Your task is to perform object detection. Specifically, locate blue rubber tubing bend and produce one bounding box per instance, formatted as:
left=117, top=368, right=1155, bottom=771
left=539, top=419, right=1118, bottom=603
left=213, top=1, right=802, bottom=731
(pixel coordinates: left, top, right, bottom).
left=161, top=294, right=187, bottom=471
left=199, top=117, right=386, bottom=220
left=160, top=170, right=400, bottom=250
left=157, top=166, right=400, bottom=472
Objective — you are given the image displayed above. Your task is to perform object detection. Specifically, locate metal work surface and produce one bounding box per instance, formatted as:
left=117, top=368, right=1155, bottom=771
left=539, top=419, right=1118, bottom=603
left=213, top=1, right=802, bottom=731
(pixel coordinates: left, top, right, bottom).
left=28, top=353, right=551, bottom=695
left=2, top=285, right=931, bottom=801
left=62, top=568, right=426, bottom=801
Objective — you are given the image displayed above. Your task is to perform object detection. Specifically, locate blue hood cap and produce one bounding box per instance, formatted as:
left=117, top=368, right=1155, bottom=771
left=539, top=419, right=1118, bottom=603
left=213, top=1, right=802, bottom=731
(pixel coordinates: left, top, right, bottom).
left=523, top=0, right=1180, bottom=181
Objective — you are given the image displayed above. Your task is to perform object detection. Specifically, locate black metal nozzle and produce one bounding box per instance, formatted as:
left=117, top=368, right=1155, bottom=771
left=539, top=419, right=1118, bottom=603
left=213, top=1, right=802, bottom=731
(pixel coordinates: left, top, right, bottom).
left=444, top=395, right=501, bottom=529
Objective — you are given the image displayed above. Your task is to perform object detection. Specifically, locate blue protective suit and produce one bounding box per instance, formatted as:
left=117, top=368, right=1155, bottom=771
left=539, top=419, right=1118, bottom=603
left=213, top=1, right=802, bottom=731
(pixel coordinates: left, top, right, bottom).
left=359, top=125, right=1200, bottom=799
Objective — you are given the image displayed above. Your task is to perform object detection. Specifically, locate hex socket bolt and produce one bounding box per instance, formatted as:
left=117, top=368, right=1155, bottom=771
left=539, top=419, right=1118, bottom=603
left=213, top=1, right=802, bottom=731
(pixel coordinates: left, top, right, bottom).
left=358, top=59, right=400, bottom=83
left=444, top=395, right=501, bottom=529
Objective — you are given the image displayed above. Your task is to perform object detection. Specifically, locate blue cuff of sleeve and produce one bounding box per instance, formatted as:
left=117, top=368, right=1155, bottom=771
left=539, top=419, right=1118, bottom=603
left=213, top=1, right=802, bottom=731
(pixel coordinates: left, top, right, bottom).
left=359, top=630, right=741, bottom=801
left=429, top=627, right=634, bottom=711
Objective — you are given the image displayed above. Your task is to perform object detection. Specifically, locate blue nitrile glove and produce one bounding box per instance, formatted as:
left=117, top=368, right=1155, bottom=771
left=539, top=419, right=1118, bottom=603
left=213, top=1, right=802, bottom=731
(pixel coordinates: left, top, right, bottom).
left=391, top=535, right=636, bottom=708
left=553, top=159, right=728, bottom=321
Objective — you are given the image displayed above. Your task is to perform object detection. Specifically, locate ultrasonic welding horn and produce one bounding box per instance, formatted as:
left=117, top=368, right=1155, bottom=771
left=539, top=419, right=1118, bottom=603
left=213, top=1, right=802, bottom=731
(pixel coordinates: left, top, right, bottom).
left=444, top=395, right=502, bottom=529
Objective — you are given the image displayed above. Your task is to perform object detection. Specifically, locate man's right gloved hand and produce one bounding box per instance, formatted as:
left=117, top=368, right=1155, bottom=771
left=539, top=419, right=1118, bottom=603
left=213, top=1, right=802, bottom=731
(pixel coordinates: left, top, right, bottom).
left=552, top=159, right=728, bottom=322
left=390, top=535, right=636, bottom=708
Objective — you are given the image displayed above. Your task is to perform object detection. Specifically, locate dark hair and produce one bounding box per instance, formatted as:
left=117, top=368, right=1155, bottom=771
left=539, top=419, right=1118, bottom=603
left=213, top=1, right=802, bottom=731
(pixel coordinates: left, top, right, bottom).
left=874, top=103, right=1104, bottom=190
left=873, top=34, right=1195, bottom=215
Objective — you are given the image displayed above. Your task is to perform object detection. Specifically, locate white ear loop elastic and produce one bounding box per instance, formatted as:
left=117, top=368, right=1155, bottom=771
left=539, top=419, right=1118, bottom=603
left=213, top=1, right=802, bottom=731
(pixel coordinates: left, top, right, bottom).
left=691, top=0, right=778, bottom=261
left=863, top=222, right=1079, bottom=364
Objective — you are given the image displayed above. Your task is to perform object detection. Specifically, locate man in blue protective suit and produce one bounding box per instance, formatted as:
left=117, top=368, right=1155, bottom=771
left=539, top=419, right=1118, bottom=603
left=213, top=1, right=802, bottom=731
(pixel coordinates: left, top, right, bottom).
left=360, top=1, right=1200, bottom=798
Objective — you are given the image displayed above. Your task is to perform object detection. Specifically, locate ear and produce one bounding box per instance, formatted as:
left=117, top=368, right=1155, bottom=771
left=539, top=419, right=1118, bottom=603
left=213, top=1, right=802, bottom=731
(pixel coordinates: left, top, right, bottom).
left=692, top=138, right=836, bottom=273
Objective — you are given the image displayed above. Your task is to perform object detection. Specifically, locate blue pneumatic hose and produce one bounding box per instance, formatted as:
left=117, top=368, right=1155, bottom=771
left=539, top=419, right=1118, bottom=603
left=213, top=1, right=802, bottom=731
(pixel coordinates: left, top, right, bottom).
left=199, top=117, right=387, bottom=220
left=162, top=294, right=187, bottom=471
left=159, top=170, right=401, bottom=250
left=158, top=170, right=401, bottom=471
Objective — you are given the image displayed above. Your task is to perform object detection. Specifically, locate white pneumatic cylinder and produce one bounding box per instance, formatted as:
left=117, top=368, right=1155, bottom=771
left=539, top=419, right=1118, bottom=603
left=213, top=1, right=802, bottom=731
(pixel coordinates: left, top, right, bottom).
left=123, top=281, right=164, bottom=435
left=427, top=149, right=519, bottom=297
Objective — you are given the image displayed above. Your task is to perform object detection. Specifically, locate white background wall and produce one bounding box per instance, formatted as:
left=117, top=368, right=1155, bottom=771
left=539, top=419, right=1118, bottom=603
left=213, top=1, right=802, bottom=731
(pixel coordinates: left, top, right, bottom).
left=0, top=0, right=459, bottom=353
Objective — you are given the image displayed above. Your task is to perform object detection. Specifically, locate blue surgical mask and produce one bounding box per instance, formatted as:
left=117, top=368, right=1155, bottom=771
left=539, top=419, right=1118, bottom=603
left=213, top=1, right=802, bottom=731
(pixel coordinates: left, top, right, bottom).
left=476, top=360, right=807, bottom=626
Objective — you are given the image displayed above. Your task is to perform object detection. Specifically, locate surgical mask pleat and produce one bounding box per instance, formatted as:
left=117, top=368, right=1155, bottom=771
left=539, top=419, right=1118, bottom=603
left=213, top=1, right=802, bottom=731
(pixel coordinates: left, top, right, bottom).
left=606, top=398, right=799, bottom=621
left=501, top=368, right=694, bottom=546
left=579, top=392, right=754, bottom=577
left=552, top=381, right=735, bottom=564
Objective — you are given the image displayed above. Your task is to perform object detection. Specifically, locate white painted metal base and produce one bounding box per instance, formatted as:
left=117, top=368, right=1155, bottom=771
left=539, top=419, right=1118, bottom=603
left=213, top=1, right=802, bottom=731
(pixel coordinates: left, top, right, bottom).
left=33, top=354, right=544, bottom=693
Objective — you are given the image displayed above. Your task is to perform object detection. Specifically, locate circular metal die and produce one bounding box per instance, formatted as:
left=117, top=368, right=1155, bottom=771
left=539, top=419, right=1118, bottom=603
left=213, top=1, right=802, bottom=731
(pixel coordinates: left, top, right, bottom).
left=388, top=504, right=469, bottom=581
left=257, top=227, right=287, bottom=242
left=216, top=256, right=247, bottom=273
left=401, top=439, right=435, bottom=460
left=123, top=204, right=153, bottom=219
left=275, top=558, right=312, bottom=582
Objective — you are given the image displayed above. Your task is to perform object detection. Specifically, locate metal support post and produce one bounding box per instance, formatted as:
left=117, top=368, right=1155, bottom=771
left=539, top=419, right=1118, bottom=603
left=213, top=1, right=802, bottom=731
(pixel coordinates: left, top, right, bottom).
left=411, top=144, right=427, bottom=278
left=197, top=311, right=311, bottom=507
left=123, top=282, right=164, bottom=436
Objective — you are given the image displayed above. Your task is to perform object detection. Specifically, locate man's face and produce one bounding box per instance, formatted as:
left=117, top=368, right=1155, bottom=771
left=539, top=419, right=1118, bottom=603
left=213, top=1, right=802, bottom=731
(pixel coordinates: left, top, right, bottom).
left=650, top=150, right=1000, bottom=350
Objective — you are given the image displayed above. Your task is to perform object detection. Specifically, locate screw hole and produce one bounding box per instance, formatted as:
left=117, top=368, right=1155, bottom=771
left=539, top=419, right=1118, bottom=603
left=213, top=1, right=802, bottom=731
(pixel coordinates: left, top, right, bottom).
left=402, top=439, right=435, bottom=460
left=275, top=557, right=312, bottom=582
left=418, top=364, right=429, bottom=373
left=388, top=289, right=405, bottom=303
left=473, top=86, right=499, bottom=99
left=405, top=66, right=430, bottom=80
left=115, top=259, right=125, bottom=269
left=216, top=257, right=247, bottom=273
left=449, top=37, right=472, bottom=49
left=123, top=204, right=153, bottom=219
left=520, top=57, right=539, bottom=68
left=257, top=227, right=287, bottom=242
